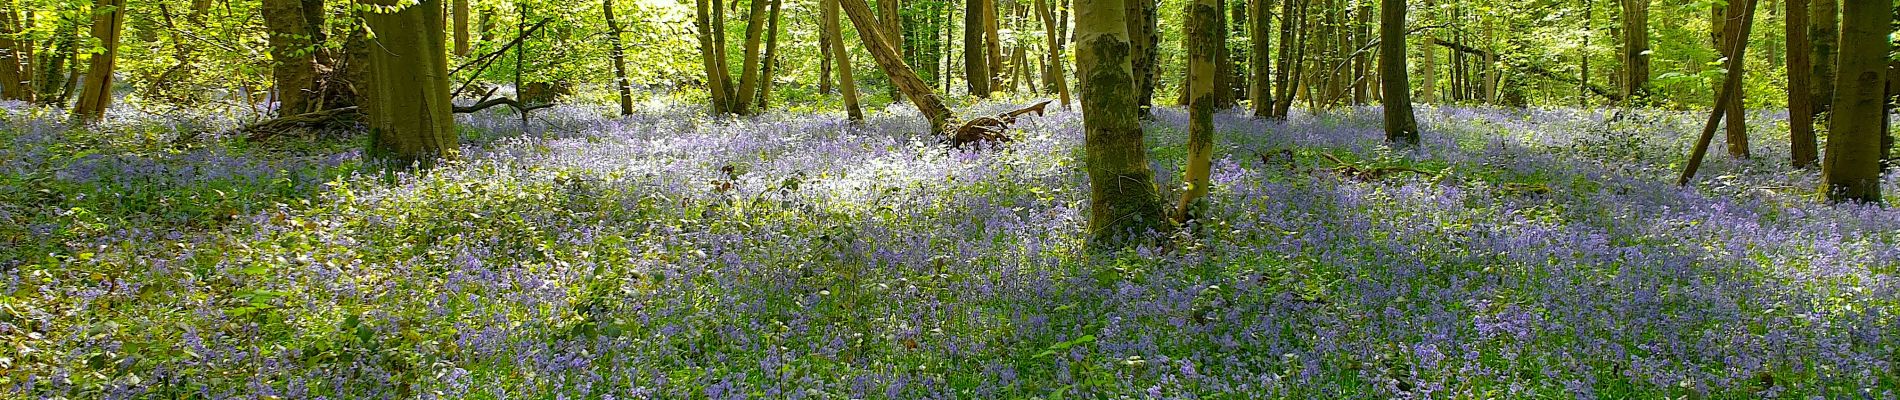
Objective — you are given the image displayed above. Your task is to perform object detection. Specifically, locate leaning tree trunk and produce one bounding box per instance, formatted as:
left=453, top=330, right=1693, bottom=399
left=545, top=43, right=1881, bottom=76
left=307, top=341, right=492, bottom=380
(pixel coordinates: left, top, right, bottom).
left=264, top=0, right=320, bottom=116
left=1178, top=0, right=1218, bottom=221
left=1620, top=0, right=1649, bottom=101
left=72, top=0, right=126, bottom=123
left=0, top=2, right=34, bottom=102
left=822, top=0, right=864, bottom=120
left=1785, top=0, right=1817, bottom=168
left=1036, top=0, right=1072, bottom=107
left=1076, top=0, right=1166, bottom=247
left=605, top=0, right=634, bottom=116
left=964, top=0, right=992, bottom=97
left=838, top=0, right=954, bottom=133
left=1818, top=0, right=1888, bottom=203
left=1677, top=0, right=1757, bottom=185
left=1380, top=0, right=1418, bottom=145
left=360, top=0, right=457, bottom=167
left=1715, top=0, right=1751, bottom=159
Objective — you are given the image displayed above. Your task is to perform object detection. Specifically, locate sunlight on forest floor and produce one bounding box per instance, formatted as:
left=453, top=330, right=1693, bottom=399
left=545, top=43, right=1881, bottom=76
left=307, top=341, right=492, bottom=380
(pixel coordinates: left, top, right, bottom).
left=2, top=100, right=1897, bottom=398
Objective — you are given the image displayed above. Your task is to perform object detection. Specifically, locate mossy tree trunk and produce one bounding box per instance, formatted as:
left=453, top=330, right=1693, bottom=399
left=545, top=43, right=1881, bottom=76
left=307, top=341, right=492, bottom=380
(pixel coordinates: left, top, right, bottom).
left=71, top=0, right=125, bottom=123
left=360, top=0, right=457, bottom=167
left=1127, top=0, right=1158, bottom=118
left=1379, top=0, right=1418, bottom=145
left=1819, top=0, right=1888, bottom=203
left=732, top=0, right=772, bottom=112
left=1177, top=0, right=1218, bottom=221
left=695, top=0, right=737, bottom=113
left=1077, top=0, right=1166, bottom=247
left=263, top=0, right=320, bottom=116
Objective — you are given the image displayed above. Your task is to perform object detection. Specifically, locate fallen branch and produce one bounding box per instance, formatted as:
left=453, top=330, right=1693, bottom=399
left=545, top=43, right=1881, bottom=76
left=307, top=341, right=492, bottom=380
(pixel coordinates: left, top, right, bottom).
left=946, top=100, right=1053, bottom=148
left=1318, top=153, right=1429, bottom=181
left=454, top=97, right=556, bottom=114
left=241, top=107, right=360, bottom=141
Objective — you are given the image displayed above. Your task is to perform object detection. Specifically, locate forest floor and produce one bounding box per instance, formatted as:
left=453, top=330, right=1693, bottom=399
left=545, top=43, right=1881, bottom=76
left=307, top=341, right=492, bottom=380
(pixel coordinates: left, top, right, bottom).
left=2, top=99, right=1898, bottom=398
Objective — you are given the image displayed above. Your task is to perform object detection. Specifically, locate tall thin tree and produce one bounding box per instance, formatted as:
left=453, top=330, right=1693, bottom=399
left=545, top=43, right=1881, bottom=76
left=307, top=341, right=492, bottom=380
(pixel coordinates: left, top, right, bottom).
left=1178, top=0, right=1219, bottom=221
left=72, top=0, right=126, bottom=123
left=1785, top=0, right=1818, bottom=168
left=1380, top=0, right=1418, bottom=144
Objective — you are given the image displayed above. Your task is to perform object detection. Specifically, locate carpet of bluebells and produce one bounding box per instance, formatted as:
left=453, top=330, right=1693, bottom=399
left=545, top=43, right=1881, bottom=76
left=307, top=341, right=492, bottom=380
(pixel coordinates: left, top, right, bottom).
left=2, top=97, right=1898, bottom=399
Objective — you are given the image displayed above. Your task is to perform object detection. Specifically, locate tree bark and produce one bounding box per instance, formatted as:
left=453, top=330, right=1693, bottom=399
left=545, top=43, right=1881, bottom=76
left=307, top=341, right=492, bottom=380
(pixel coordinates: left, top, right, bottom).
left=1178, top=0, right=1218, bottom=221
left=1716, top=0, right=1751, bottom=158
left=72, top=0, right=126, bottom=123
left=263, top=0, right=321, bottom=115
left=965, top=0, right=992, bottom=96
left=822, top=0, right=864, bottom=121
left=984, top=0, right=1004, bottom=92
left=878, top=0, right=904, bottom=101
left=0, top=2, right=33, bottom=102
left=1678, top=0, right=1758, bottom=185
left=1380, top=0, right=1418, bottom=145
left=696, top=0, right=736, bottom=113
left=360, top=0, right=457, bottom=167
left=1808, top=0, right=1836, bottom=114
left=1785, top=0, right=1817, bottom=168
left=839, top=0, right=955, bottom=133
left=1036, top=0, right=1072, bottom=107
left=1270, top=0, right=1301, bottom=118
left=605, top=0, right=635, bottom=116
left=756, top=0, right=785, bottom=111
left=454, top=0, right=470, bottom=56
left=1248, top=0, right=1271, bottom=116
left=1818, top=0, right=1887, bottom=203
left=1619, top=0, right=1649, bottom=101
left=1211, top=0, right=1234, bottom=107
left=1076, top=0, right=1166, bottom=247
left=1128, top=0, right=1158, bottom=117
left=732, top=0, right=772, bottom=112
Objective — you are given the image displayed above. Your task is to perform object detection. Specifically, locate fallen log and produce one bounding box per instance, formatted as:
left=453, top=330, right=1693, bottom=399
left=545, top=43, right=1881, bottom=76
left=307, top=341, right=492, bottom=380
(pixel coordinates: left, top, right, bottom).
left=242, top=96, right=552, bottom=141
left=946, top=100, right=1053, bottom=149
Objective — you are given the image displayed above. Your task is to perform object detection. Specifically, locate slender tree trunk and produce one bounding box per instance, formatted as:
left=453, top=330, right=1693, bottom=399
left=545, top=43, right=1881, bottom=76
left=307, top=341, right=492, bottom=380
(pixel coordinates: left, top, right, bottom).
left=1717, top=0, right=1751, bottom=158
left=1419, top=0, right=1435, bottom=103
left=965, top=0, right=992, bottom=96
left=605, top=0, right=635, bottom=116
left=1179, top=0, right=1218, bottom=221
left=839, top=0, right=955, bottom=133
left=1037, top=0, right=1072, bottom=107
left=360, top=0, right=457, bottom=166
left=0, top=2, right=34, bottom=102
left=696, top=0, right=736, bottom=113
left=732, top=0, right=772, bottom=112
left=1270, top=0, right=1300, bottom=117
left=72, top=0, right=126, bottom=123
left=1785, top=0, right=1817, bottom=168
left=1077, top=0, right=1166, bottom=247
left=1381, top=0, right=1418, bottom=144
left=1128, top=0, right=1158, bottom=117
left=756, top=0, right=784, bottom=111
left=1678, top=0, right=1759, bottom=185
left=1818, top=0, right=1888, bottom=203
left=819, top=17, right=835, bottom=95
left=35, top=5, right=79, bottom=105
left=1620, top=0, right=1649, bottom=101
left=822, top=0, right=864, bottom=120
left=454, top=0, right=470, bottom=56
left=1211, top=0, right=1234, bottom=107
left=1249, top=0, right=1271, bottom=116
left=984, top=0, right=1004, bottom=92
left=878, top=0, right=903, bottom=101
left=1809, top=0, right=1836, bottom=114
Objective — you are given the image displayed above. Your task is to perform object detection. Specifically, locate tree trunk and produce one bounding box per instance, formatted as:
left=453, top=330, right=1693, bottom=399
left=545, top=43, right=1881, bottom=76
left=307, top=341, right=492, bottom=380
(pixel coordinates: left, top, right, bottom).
left=1128, top=0, right=1158, bottom=117
left=605, top=0, right=635, bottom=116
left=732, top=0, right=772, bottom=112
left=454, top=0, right=470, bottom=56
left=1678, top=0, right=1758, bottom=185
left=822, top=0, right=864, bottom=121
left=1211, top=0, right=1234, bottom=108
left=1077, top=0, right=1166, bottom=247
left=0, top=3, right=34, bottom=102
left=1381, top=0, right=1418, bottom=144
left=1419, top=0, right=1435, bottom=103
left=1249, top=0, right=1271, bottom=116
left=819, top=17, right=835, bottom=95
left=1819, top=0, right=1887, bottom=203
left=1717, top=0, right=1751, bottom=158
left=360, top=0, right=457, bottom=167
left=984, top=0, right=1004, bottom=92
left=35, top=5, right=79, bottom=105
left=965, top=0, right=992, bottom=96
left=72, top=0, right=126, bottom=123
left=1270, top=0, right=1301, bottom=118
left=1619, top=0, right=1649, bottom=101
left=696, top=0, right=736, bottom=113
left=1809, top=0, right=1835, bottom=114
left=263, top=0, right=321, bottom=116
left=1037, top=0, right=1072, bottom=107
left=1785, top=0, right=1817, bottom=168
left=756, top=0, right=785, bottom=111
left=1178, top=0, right=1218, bottom=221
left=879, top=0, right=903, bottom=101
left=839, top=0, right=955, bottom=133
